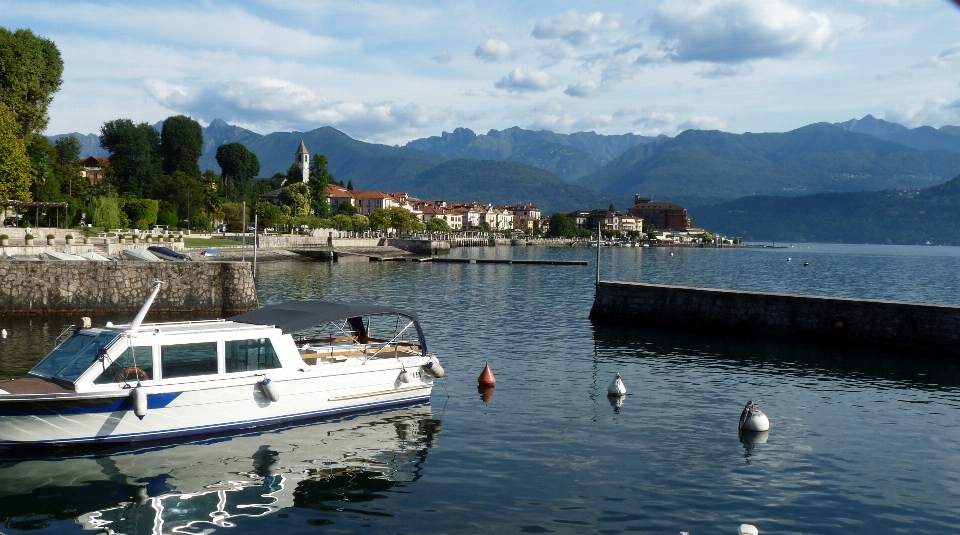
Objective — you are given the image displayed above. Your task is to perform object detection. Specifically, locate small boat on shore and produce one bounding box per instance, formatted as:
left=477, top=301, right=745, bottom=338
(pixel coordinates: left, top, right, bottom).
left=45, top=251, right=86, bottom=261
left=147, top=246, right=191, bottom=261
left=0, top=281, right=442, bottom=448
left=120, top=248, right=161, bottom=261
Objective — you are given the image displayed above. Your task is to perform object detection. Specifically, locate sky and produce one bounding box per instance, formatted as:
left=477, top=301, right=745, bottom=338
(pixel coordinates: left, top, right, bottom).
left=5, top=0, right=960, bottom=145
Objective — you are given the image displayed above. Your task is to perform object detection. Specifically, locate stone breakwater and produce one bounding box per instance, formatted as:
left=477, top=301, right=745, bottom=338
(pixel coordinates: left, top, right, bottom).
left=590, top=281, right=960, bottom=355
left=0, top=261, right=258, bottom=317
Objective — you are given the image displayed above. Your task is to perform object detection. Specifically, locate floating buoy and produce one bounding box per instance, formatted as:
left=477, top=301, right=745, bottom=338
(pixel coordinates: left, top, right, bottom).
left=738, top=400, right=770, bottom=432
left=738, top=524, right=759, bottom=535
left=422, top=357, right=444, bottom=378
left=478, top=385, right=495, bottom=403
left=803, top=261, right=809, bottom=266
left=259, top=377, right=280, bottom=402
left=669, top=252, right=674, bottom=256
left=131, top=384, right=148, bottom=420
left=607, top=372, right=626, bottom=396
left=787, top=257, right=791, bottom=262
left=1, top=329, right=6, bottom=339
left=399, top=369, right=412, bottom=383
left=478, top=362, right=496, bottom=386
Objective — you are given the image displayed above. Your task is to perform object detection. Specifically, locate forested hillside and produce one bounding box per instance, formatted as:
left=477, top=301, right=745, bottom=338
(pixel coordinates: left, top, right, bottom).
left=691, top=174, right=960, bottom=245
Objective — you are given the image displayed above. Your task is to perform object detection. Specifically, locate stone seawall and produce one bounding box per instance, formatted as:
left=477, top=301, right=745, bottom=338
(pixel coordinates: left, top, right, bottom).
left=590, top=281, right=960, bottom=355
left=0, top=261, right=258, bottom=317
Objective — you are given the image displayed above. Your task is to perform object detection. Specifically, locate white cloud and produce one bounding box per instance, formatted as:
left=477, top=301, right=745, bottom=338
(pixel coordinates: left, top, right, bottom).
left=432, top=52, right=452, bottom=64
left=678, top=116, right=728, bottom=130
left=650, top=0, right=835, bottom=64
left=696, top=64, right=754, bottom=78
left=494, top=68, right=560, bottom=93
left=886, top=98, right=960, bottom=128
left=143, top=78, right=448, bottom=141
left=475, top=39, right=513, bottom=63
left=565, top=80, right=600, bottom=98
left=532, top=10, right=621, bottom=46
left=912, top=44, right=960, bottom=69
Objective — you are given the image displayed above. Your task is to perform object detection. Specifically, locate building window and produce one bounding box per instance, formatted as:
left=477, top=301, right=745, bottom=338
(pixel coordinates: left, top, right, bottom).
left=225, top=338, right=280, bottom=373
left=161, top=342, right=218, bottom=379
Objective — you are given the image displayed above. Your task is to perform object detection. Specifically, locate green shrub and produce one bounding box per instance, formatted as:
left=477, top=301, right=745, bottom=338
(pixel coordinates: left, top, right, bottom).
left=0, top=234, right=8, bottom=240
left=46, top=234, right=55, bottom=240
left=65, top=234, right=73, bottom=239
left=25, top=234, right=34, bottom=240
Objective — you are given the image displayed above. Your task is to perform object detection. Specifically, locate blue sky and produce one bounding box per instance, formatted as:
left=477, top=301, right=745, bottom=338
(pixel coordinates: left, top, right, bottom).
left=6, top=0, right=960, bottom=144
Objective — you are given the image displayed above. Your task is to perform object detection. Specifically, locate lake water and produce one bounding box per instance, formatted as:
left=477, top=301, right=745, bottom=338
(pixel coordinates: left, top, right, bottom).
left=2, top=243, right=960, bottom=534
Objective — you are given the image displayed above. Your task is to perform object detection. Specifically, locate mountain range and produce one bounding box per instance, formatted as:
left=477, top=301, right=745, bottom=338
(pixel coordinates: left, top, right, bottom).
left=48, top=115, right=960, bottom=219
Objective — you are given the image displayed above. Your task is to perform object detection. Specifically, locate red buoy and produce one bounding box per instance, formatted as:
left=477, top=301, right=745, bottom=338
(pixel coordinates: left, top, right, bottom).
left=478, top=362, right=496, bottom=386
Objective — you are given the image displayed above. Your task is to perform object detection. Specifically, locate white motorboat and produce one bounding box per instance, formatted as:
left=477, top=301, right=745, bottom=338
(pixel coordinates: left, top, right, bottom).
left=148, top=245, right=192, bottom=261
left=121, top=248, right=161, bottom=261
left=78, top=250, right=111, bottom=261
left=0, top=281, right=442, bottom=448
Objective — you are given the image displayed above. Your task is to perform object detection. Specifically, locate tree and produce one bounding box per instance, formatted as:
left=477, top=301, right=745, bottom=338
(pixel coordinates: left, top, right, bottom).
left=215, top=142, right=260, bottom=201
left=547, top=213, right=577, bottom=237
left=160, top=115, right=202, bottom=176
left=0, top=28, right=63, bottom=137
left=335, top=202, right=358, bottom=216
left=54, top=135, right=81, bottom=165
left=280, top=182, right=311, bottom=218
left=99, top=119, right=163, bottom=196
left=428, top=217, right=451, bottom=233
left=0, top=103, right=31, bottom=201
left=121, top=198, right=159, bottom=229
left=346, top=180, right=354, bottom=190
left=369, top=208, right=390, bottom=231
left=255, top=201, right=281, bottom=228
left=309, top=152, right=333, bottom=218
left=331, top=214, right=353, bottom=230
left=89, top=196, right=121, bottom=229
left=351, top=213, right=369, bottom=231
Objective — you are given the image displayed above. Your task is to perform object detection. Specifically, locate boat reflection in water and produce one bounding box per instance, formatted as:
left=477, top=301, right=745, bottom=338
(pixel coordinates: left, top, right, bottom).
left=0, top=406, right=440, bottom=533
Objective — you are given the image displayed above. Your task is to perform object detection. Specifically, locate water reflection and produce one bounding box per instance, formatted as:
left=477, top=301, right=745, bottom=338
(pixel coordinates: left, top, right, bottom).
left=0, top=407, right=440, bottom=533
left=738, top=430, right=769, bottom=451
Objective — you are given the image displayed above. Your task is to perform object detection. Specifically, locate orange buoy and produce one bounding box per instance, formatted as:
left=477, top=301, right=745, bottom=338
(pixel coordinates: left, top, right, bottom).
left=478, top=385, right=495, bottom=403
left=478, top=362, right=496, bottom=387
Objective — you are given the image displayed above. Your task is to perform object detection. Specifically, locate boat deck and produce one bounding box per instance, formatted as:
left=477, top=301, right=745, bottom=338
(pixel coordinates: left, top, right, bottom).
left=0, top=377, right=74, bottom=395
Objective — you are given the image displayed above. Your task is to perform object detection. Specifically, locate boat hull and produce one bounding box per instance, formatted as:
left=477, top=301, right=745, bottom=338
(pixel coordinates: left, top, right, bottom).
left=0, top=363, right=434, bottom=447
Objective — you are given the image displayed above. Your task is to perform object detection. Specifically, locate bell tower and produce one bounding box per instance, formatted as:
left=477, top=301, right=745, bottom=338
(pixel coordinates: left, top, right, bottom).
left=295, top=140, right=310, bottom=183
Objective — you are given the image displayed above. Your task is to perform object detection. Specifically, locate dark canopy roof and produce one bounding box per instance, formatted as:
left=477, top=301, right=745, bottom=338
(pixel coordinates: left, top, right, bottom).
left=228, top=300, right=418, bottom=334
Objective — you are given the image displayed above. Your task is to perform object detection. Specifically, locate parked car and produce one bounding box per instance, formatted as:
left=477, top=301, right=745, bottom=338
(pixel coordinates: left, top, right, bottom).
left=3, top=216, right=22, bottom=227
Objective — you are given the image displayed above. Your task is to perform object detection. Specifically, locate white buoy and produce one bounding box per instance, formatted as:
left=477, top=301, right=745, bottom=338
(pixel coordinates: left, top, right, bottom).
left=738, top=524, right=759, bottom=535
left=787, top=257, right=791, bottom=262
left=131, top=384, right=148, bottom=420
left=607, top=372, right=626, bottom=396
left=1, top=329, right=6, bottom=339
left=399, top=369, right=412, bottom=383
left=422, top=356, right=444, bottom=378
left=259, top=377, right=280, bottom=402
left=738, top=400, right=770, bottom=432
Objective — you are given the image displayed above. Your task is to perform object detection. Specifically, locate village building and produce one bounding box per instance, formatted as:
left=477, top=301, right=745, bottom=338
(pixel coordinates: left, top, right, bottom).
left=79, top=156, right=106, bottom=185
left=419, top=205, right=463, bottom=230
left=627, top=195, right=689, bottom=230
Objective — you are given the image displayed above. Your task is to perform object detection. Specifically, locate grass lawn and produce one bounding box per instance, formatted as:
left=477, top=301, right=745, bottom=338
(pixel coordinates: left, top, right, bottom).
left=184, top=237, right=243, bottom=247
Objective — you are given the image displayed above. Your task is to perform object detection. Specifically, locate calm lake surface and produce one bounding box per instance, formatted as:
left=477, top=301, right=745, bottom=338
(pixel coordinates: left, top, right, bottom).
left=2, top=243, right=960, bottom=534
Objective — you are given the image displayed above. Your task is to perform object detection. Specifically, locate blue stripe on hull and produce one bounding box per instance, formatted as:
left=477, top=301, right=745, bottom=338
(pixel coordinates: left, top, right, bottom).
left=0, top=394, right=431, bottom=448
left=0, top=392, right=182, bottom=416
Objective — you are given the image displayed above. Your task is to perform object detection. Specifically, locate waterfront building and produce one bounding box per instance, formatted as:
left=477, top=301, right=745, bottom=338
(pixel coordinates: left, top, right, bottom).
left=420, top=205, right=463, bottom=230
left=627, top=195, right=689, bottom=230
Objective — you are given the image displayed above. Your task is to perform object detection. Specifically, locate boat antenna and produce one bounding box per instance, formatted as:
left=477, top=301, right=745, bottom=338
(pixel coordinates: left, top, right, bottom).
left=128, top=279, right=163, bottom=333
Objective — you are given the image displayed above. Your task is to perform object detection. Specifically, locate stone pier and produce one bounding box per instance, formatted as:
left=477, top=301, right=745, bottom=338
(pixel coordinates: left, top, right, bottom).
left=0, top=261, right=258, bottom=317
left=590, top=281, right=960, bottom=355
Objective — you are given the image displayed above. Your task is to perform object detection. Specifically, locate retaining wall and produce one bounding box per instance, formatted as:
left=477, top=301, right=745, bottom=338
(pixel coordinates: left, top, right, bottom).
left=590, top=281, right=960, bottom=355
left=0, top=261, right=258, bottom=317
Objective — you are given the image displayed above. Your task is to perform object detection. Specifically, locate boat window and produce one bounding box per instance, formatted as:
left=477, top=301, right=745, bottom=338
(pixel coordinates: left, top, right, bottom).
left=225, top=338, right=280, bottom=373
left=161, top=342, right=218, bottom=379
left=94, top=346, right=154, bottom=384
left=30, top=332, right=119, bottom=383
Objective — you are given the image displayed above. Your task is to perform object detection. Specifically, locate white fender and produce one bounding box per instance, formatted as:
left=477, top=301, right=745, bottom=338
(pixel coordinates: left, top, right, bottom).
left=131, top=384, right=148, bottom=420
left=422, top=357, right=444, bottom=378
left=260, top=378, right=280, bottom=402
left=399, top=369, right=412, bottom=383
left=738, top=524, right=759, bottom=535
left=738, top=400, right=770, bottom=432
left=607, top=372, right=626, bottom=396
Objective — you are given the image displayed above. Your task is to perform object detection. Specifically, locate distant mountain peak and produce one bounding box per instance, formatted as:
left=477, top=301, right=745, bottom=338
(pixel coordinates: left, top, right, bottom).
left=834, top=115, right=909, bottom=137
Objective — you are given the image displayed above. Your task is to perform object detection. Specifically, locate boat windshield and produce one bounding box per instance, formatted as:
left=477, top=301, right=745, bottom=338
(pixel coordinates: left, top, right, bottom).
left=29, top=331, right=120, bottom=383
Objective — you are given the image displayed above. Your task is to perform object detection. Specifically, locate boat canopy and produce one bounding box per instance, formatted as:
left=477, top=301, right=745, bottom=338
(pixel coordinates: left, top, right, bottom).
left=229, top=301, right=419, bottom=334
